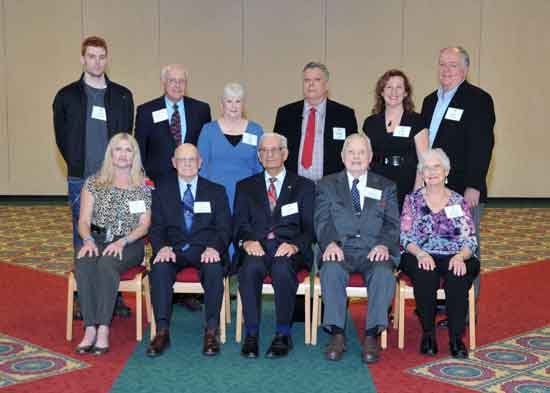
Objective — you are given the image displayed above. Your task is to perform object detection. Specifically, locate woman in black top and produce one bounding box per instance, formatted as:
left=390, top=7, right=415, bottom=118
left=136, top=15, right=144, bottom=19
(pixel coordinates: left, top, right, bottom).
left=363, top=69, right=429, bottom=211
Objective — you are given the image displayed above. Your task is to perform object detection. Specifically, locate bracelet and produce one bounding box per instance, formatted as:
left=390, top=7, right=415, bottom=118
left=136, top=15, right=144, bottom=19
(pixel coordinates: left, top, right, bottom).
left=83, top=235, right=95, bottom=243
left=415, top=251, right=429, bottom=259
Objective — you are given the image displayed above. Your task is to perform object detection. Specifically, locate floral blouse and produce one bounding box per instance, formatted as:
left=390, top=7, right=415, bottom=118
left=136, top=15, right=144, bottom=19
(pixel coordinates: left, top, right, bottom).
left=86, top=175, right=152, bottom=236
left=400, top=189, right=477, bottom=256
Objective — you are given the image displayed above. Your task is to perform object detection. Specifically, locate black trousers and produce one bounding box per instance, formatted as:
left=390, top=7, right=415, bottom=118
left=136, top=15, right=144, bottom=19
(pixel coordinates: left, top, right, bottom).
left=238, top=241, right=303, bottom=329
left=400, top=252, right=479, bottom=337
left=150, top=246, right=224, bottom=330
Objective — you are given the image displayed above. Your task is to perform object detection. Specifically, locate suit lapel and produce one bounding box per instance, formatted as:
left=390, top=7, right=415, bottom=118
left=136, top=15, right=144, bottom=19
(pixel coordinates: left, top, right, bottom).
left=335, top=171, right=354, bottom=212
left=170, top=174, right=184, bottom=228
left=253, top=173, right=271, bottom=217
left=274, top=171, right=296, bottom=214
left=433, top=82, right=467, bottom=146
left=362, top=172, right=380, bottom=218
left=155, top=96, right=177, bottom=149
left=183, top=96, right=196, bottom=143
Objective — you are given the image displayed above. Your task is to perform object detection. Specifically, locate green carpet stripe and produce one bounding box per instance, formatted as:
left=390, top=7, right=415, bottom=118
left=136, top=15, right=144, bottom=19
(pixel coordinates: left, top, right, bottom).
left=111, top=299, right=376, bottom=393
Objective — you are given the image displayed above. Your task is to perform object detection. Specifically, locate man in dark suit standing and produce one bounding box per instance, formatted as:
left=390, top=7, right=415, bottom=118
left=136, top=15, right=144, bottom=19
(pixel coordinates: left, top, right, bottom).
left=421, top=46, right=495, bottom=319
left=315, top=133, right=400, bottom=364
left=135, top=64, right=211, bottom=183
left=146, top=144, right=231, bottom=357
left=274, top=62, right=358, bottom=182
left=234, top=133, right=315, bottom=359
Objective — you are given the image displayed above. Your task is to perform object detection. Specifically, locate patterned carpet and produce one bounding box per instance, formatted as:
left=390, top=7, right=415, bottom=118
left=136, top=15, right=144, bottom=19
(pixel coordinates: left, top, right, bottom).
left=0, top=333, right=88, bottom=388
left=408, top=326, right=550, bottom=392
left=1, top=205, right=549, bottom=276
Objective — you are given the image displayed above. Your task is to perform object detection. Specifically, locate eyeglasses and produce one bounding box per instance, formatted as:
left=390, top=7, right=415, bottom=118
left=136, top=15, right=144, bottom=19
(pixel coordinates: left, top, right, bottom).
left=422, top=164, right=444, bottom=172
left=166, top=78, right=186, bottom=86
left=258, top=147, right=285, bottom=155
left=174, top=157, right=197, bottom=164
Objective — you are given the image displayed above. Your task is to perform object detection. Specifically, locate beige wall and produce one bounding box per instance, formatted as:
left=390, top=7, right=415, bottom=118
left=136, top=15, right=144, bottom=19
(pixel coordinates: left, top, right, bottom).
left=0, top=0, right=548, bottom=197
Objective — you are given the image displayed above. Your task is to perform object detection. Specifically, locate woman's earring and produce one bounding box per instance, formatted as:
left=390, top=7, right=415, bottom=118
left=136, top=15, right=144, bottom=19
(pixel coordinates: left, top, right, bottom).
left=445, top=177, right=448, bottom=184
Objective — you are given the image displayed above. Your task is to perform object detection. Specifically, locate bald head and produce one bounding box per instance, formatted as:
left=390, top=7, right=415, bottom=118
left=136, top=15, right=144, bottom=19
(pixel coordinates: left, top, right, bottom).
left=172, top=143, right=202, bottom=181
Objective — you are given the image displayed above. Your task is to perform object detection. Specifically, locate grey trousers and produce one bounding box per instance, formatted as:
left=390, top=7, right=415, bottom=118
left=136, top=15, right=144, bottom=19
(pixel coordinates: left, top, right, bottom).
left=320, top=259, right=395, bottom=331
left=74, top=238, right=144, bottom=327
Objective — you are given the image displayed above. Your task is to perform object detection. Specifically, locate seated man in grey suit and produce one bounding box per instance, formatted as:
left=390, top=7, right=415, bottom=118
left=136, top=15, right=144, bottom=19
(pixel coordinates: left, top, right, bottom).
left=314, top=133, right=400, bottom=364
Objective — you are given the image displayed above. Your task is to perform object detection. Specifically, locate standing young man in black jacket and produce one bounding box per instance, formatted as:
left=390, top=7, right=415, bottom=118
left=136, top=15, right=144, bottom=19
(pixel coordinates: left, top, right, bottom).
left=53, top=36, right=134, bottom=317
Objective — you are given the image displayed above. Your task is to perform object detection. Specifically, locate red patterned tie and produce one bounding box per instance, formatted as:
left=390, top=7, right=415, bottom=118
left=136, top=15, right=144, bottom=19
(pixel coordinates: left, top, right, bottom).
left=267, top=177, right=277, bottom=212
left=170, top=103, right=182, bottom=144
left=301, top=107, right=316, bottom=169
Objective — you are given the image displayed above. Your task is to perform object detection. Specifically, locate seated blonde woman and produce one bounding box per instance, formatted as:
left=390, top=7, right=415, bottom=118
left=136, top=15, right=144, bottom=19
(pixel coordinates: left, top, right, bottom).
left=400, top=148, right=479, bottom=359
left=74, top=133, right=151, bottom=355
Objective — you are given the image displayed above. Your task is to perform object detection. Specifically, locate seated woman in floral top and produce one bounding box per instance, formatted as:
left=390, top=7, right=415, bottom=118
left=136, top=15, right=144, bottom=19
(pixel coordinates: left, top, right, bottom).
left=400, top=148, right=479, bottom=359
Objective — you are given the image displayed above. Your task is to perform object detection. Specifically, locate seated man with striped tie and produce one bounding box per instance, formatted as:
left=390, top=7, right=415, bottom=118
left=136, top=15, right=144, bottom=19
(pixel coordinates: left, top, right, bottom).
left=233, top=133, right=315, bottom=358
left=147, top=144, right=231, bottom=357
left=314, top=133, right=400, bottom=364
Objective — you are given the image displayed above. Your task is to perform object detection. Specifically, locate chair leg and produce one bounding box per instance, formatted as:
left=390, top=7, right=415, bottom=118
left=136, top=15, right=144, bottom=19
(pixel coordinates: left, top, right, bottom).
left=143, top=276, right=152, bottom=324
left=398, top=281, right=406, bottom=350
left=468, top=286, right=476, bottom=350
left=311, top=277, right=320, bottom=346
left=66, top=273, right=75, bottom=341
left=135, top=276, right=143, bottom=342
left=150, top=308, right=157, bottom=340
left=304, top=283, right=311, bottom=345
left=235, top=291, right=243, bottom=343
left=219, top=285, right=226, bottom=344
left=392, top=282, right=399, bottom=329
left=380, top=329, right=387, bottom=349
left=224, top=277, right=231, bottom=324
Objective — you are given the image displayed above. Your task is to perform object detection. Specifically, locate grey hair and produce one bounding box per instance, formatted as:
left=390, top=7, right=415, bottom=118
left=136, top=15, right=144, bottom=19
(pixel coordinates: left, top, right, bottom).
left=222, top=82, right=245, bottom=101
left=341, top=133, right=372, bottom=156
left=259, top=132, right=288, bottom=150
left=160, top=64, right=188, bottom=81
left=417, top=148, right=451, bottom=172
left=303, top=61, right=330, bottom=80
left=441, top=46, right=470, bottom=68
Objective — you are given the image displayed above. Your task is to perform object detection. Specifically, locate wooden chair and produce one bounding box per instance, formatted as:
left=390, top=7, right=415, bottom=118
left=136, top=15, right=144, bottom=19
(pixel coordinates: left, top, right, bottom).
left=149, top=267, right=229, bottom=343
left=235, top=270, right=312, bottom=344
left=66, top=265, right=152, bottom=342
left=395, top=273, right=476, bottom=350
left=311, top=273, right=388, bottom=348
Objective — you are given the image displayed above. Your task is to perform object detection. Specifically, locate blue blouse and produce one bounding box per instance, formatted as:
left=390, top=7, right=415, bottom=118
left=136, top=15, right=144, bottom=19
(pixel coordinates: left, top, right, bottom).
left=197, top=120, right=264, bottom=211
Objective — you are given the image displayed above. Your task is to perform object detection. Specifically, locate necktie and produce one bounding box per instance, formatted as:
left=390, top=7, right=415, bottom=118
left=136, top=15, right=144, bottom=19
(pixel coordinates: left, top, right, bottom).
left=170, top=103, right=182, bottom=144
left=301, top=107, right=316, bottom=169
left=182, top=184, right=194, bottom=231
left=267, top=177, right=277, bottom=212
left=351, top=178, right=361, bottom=214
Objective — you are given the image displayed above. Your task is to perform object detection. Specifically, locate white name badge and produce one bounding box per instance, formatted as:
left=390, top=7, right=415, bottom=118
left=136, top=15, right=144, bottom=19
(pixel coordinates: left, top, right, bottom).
left=363, top=187, right=382, bottom=201
left=332, top=127, right=346, bottom=140
left=242, top=132, right=258, bottom=146
left=444, top=107, right=464, bottom=121
left=281, top=202, right=299, bottom=217
left=128, top=200, right=146, bottom=214
left=152, top=108, right=168, bottom=123
left=444, top=204, right=464, bottom=218
left=393, top=126, right=411, bottom=138
left=91, top=105, right=107, bottom=121
left=194, top=201, right=212, bottom=214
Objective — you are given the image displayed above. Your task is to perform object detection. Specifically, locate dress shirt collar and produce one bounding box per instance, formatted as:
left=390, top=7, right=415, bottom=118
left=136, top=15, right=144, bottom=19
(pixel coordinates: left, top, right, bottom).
left=264, top=168, right=286, bottom=197
left=177, top=175, right=198, bottom=199
left=346, top=171, right=368, bottom=191
left=437, top=80, right=463, bottom=101
left=303, top=97, right=327, bottom=117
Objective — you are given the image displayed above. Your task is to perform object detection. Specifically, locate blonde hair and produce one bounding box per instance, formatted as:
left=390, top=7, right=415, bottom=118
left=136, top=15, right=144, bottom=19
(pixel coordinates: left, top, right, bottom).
left=96, top=133, right=145, bottom=188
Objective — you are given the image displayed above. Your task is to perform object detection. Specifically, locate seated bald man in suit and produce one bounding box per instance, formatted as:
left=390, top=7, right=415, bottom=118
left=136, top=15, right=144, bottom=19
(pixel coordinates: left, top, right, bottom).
left=146, top=144, right=231, bottom=357
left=315, top=133, right=399, bottom=364
left=233, top=132, right=315, bottom=358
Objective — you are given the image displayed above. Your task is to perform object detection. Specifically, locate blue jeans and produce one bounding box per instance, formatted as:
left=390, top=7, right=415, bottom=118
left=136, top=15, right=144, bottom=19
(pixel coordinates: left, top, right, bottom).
left=68, top=177, right=85, bottom=252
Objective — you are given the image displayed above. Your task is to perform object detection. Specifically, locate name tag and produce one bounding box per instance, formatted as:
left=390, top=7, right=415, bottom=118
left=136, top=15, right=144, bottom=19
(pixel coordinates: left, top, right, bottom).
left=242, top=132, right=258, bottom=146
left=194, top=201, right=212, bottom=214
left=393, top=126, right=411, bottom=138
left=91, top=106, right=107, bottom=121
left=444, top=107, right=464, bottom=121
left=281, top=202, right=299, bottom=217
left=444, top=204, right=464, bottom=218
left=128, top=200, right=146, bottom=214
left=152, top=108, right=168, bottom=123
left=332, top=127, right=346, bottom=140
left=363, top=187, right=382, bottom=201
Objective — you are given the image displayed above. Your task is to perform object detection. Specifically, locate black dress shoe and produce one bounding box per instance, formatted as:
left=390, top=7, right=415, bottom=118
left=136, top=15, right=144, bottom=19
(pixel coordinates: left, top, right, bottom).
left=449, top=336, right=468, bottom=358
left=241, top=335, right=259, bottom=358
left=266, top=333, right=293, bottom=358
left=114, top=293, right=132, bottom=318
left=146, top=328, right=171, bottom=357
left=203, top=329, right=220, bottom=356
left=420, top=333, right=438, bottom=356
left=362, top=336, right=380, bottom=364
left=325, top=333, right=346, bottom=361
left=176, top=294, right=203, bottom=312
left=91, top=346, right=109, bottom=356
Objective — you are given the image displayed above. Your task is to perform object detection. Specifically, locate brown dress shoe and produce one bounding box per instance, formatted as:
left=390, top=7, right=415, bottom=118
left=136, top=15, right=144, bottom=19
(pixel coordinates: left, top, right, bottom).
left=325, top=333, right=346, bottom=361
left=362, top=336, right=380, bottom=364
left=146, top=328, right=170, bottom=357
left=202, top=329, right=220, bottom=356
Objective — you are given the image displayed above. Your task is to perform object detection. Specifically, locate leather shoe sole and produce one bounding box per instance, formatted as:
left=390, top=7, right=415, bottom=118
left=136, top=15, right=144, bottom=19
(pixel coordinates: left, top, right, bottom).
left=91, top=346, right=109, bottom=356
